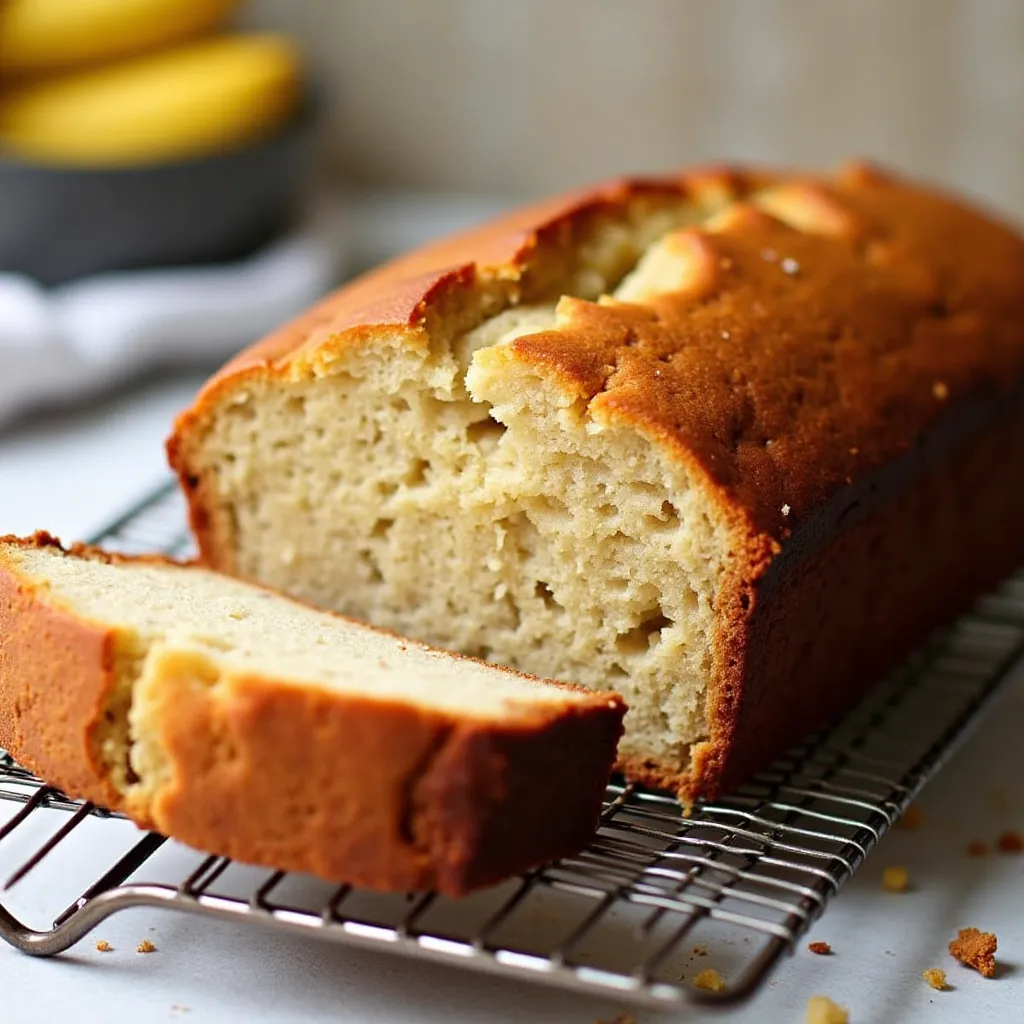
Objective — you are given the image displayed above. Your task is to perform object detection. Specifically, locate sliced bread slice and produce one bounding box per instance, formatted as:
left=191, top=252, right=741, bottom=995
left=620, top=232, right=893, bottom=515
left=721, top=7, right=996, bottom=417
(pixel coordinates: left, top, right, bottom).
left=0, top=533, right=625, bottom=895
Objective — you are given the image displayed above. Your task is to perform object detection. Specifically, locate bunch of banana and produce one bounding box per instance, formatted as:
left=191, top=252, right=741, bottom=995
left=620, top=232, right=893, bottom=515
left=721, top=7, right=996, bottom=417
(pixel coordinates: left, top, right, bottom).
left=0, top=0, right=304, bottom=167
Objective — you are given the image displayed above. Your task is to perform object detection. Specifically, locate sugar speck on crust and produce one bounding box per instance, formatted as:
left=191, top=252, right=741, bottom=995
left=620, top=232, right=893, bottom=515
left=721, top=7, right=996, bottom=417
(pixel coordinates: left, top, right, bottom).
left=782, top=504, right=791, bottom=516
left=949, top=927, right=997, bottom=978
left=781, top=257, right=800, bottom=275
left=806, top=995, right=849, bottom=1023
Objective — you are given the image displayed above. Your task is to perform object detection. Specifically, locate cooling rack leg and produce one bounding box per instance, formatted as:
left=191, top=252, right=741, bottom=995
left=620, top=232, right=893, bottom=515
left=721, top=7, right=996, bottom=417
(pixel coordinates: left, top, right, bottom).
left=0, top=886, right=178, bottom=957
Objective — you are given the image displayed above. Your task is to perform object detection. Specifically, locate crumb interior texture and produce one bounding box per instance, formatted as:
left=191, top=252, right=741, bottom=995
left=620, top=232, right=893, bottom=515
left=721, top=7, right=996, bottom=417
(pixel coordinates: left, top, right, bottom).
left=170, top=164, right=1024, bottom=795
left=6, top=542, right=596, bottom=803
left=179, top=194, right=733, bottom=776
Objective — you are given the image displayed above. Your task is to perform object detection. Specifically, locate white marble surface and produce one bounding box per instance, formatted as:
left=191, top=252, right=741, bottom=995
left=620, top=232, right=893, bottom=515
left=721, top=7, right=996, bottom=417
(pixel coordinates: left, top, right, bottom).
left=0, top=374, right=1022, bottom=1024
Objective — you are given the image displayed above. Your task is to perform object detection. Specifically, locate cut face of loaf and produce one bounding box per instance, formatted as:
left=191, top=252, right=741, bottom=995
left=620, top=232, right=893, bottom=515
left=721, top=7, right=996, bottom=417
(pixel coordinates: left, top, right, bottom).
left=0, top=535, right=625, bottom=894
left=169, top=162, right=1024, bottom=799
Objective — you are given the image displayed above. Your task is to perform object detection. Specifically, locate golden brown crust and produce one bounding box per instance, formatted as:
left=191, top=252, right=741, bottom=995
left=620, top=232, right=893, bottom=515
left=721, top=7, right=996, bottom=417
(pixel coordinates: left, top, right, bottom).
left=168, top=161, right=1024, bottom=801
left=142, top=655, right=621, bottom=894
left=0, top=534, right=625, bottom=895
left=697, top=400, right=1024, bottom=799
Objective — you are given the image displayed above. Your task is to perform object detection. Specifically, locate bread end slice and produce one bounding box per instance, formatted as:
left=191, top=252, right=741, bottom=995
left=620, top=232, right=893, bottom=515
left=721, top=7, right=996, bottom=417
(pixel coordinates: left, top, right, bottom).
left=0, top=534, right=625, bottom=894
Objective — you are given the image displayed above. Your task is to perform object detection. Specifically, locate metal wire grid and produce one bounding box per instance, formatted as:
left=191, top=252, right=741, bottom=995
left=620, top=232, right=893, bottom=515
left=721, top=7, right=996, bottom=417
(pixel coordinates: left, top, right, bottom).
left=0, top=480, right=1022, bottom=1010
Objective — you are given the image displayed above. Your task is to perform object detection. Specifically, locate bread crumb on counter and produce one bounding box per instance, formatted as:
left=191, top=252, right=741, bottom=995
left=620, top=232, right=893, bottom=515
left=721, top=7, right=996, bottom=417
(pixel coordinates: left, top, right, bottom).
left=806, top=994, right=849, bottom=1023
left=996, top=829, right=1024, bottom=853
left=967, top=840, right=989, bottom=857
left=808, top=941, right=832, bottom=955
left=136, top=939, right=157, bottom=954
left=922, top=967, right=948, bottom=990
left=895, top=804, right=925, bottom=830
left=693, top=968, right=726, bottom=993
left=949, top=927, right=997, bottom=978
left=94, top=940, right=112, bottom=953
left=881, top=866, right=909, bottom=893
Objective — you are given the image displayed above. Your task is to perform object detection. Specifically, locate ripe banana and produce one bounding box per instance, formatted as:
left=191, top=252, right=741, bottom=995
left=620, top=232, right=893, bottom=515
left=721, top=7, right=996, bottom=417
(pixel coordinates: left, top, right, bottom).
left=0, top=0, right=240, bottom=76
left=0, top=35, right=303, bottom=168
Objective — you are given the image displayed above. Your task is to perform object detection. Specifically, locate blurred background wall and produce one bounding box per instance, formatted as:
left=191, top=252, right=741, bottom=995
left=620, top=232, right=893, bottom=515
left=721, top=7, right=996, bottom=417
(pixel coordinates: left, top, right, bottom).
left=244, top=0, right=1024, bottom=218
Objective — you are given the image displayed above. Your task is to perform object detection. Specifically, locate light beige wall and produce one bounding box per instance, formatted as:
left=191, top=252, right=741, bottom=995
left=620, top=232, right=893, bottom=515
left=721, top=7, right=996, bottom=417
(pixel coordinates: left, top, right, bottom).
left=246, top=0, right=1024, bottom=218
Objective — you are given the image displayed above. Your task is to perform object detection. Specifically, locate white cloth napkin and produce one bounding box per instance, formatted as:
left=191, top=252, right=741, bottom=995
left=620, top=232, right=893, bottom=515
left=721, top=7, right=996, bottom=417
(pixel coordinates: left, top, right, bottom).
left=0, top=228, right=344, bottom=429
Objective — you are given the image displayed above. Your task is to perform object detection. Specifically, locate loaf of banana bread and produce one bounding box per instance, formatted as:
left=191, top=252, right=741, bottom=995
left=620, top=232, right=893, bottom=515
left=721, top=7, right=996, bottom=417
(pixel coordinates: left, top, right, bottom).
left=169, top=161, right=1024, bottom=799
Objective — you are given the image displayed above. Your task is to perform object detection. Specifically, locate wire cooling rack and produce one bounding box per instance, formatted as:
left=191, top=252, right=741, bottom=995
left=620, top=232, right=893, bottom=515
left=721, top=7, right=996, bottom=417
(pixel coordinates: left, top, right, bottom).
left=1, top=481, right=1023, bottom=1010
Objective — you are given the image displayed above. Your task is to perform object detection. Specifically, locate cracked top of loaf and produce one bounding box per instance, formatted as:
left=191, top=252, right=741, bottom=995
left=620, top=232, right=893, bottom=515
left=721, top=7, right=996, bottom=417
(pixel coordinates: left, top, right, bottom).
left=172, top=161, right=1024, bottom=545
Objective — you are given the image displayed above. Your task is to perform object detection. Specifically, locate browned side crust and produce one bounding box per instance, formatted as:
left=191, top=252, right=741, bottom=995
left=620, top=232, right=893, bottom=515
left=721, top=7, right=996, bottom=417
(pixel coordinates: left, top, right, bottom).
left=0, top=538, right=123, bottom=810
left=168, top=161, right=1024, bottom=800
left=0, top=536, right=625, bottom=895
left=689, top=399, right=1024, bottom=797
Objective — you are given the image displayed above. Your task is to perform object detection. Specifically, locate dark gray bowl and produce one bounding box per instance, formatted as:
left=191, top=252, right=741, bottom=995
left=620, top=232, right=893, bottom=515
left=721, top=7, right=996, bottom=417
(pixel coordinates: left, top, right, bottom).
left=0, top=100, right=319, bottom=287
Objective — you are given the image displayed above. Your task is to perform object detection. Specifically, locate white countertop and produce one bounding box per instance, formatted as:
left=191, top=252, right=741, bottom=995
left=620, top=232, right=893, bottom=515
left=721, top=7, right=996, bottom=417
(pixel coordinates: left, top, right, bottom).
left=1, top=373, right=1022, bottom=1024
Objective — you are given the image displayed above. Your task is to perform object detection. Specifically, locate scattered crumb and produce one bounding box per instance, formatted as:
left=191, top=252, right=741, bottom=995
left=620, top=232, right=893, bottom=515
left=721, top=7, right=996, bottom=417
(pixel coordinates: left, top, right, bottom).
left=997, top=830, right=1023, bottom=853
left=782, top=503, right=791, bottom=516
left=808, top=941, right=832, bottom=955
left=595, top=1015, right=635, bottom=1024
left=881, top=866, right=909, bottom=893
left=94, top=940, right=112, bottom=953
left=691, top=945, right=708, bottom=957
left=693, top=968, right=726, bottom=993
left=136, top=939, right=157, bottom=954
left=896, top=804, right=925, bottom=830
left=932, top=381, right=949, bottom=400
left=806, top=995, right=849, bottom=1024
left=923, top=967, right=948, bottom=991
left=780, top=257, right=800, bottom=275
left=967, top=840, right=989, bottom=857
left=949, top=927, right=997, bottom=978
